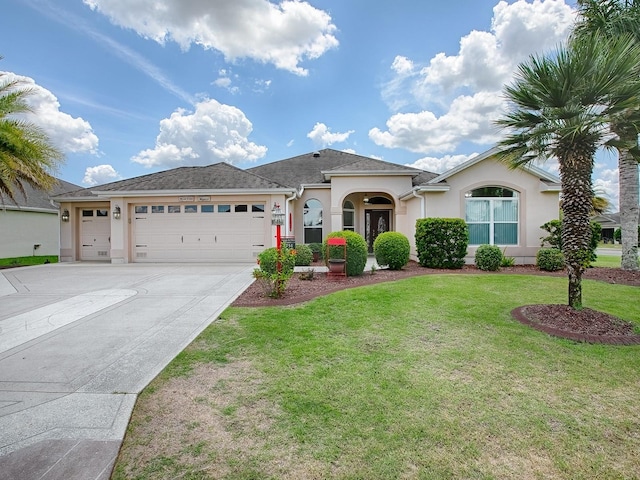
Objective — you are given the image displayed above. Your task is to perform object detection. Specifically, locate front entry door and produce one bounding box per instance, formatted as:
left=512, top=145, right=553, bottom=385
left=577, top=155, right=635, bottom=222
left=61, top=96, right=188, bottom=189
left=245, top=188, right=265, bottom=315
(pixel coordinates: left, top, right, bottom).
left=366, top=210, right=390, bottom=253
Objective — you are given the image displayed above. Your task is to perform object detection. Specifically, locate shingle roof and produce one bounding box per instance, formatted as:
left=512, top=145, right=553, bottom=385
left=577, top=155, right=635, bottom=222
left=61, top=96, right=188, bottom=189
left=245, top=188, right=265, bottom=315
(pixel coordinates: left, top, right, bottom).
left=1, top=178, right=82, bottom=211
left=55, top=162, right=290, bottom=199
left=248, top=148, right=434, bottom=187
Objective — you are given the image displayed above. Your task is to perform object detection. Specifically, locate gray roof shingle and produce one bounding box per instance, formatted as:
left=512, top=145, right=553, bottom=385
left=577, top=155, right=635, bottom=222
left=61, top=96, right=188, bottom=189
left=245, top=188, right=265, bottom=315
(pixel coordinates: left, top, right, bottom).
left=1, top=178, right=82, bottom=210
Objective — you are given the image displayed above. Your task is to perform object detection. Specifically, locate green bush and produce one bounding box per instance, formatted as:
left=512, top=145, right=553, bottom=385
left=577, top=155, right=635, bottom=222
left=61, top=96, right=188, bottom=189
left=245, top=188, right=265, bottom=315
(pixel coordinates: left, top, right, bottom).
left=415, top=218, right=468, bottom=269
left=323, top=231, right=368, bottom=276
left=536, top=248, right=565, bottom=271
left=540, top=219, right=600, bottom=265
left=474, top=244, right=502, bottom=271
left=257, top=247, right=295, bottom=275
left=294, top=244, right=313, bottom=266
left=373, top=232, right=410, bottom=270
left=308, top=243, right=323, bottom=259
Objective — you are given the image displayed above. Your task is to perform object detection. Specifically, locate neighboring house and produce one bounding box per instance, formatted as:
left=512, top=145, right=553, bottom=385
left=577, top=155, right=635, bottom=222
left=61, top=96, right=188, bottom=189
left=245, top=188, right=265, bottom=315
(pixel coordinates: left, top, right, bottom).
left=0, top=179, right=81, bottom=259
left=592, top=212, right=640, bottom=243
left=54, top=147, right=561, bottom=265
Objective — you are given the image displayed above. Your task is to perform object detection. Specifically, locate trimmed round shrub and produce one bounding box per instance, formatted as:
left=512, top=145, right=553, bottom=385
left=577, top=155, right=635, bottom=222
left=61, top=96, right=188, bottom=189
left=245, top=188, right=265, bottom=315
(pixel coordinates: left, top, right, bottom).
left=474, top=244, right=502, bottom=271
left=257, top=247, right=295, bottom=275
left=323, top=231, right=368, bottom=276
left=373, top=232, right=410, bottom=270
left=536, top=248, right=565, bottom=271
left=294, top=244, right=313, bottom=266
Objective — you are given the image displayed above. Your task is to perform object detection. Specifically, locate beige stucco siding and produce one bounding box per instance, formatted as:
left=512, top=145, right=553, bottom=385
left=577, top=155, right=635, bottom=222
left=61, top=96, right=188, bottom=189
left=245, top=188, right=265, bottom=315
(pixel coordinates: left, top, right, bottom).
left=0, top=209, right=60, bottom=258
left=422, top=160, right=559, bottom=264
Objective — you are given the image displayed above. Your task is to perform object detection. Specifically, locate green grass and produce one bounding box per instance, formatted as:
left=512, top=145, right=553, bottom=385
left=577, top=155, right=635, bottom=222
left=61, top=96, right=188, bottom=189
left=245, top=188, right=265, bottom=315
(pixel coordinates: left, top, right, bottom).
left=0, top=255, right=58, bottom=267
left=114, top=274, right=640, bottom=480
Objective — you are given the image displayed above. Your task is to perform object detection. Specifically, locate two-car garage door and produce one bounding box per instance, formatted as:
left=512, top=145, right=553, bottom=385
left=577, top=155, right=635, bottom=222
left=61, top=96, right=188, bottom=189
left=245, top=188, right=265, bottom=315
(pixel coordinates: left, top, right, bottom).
left=132, top=202, right=267, bottom=262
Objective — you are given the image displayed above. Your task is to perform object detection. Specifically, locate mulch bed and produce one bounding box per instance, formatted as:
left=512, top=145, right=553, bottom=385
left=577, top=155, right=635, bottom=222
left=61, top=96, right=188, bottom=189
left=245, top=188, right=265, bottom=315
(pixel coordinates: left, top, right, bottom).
left=232, top=261, right=640, bottom=345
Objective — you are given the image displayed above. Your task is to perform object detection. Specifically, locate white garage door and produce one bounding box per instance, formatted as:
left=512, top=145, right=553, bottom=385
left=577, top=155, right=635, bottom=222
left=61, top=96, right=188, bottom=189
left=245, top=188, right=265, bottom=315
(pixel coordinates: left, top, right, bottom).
left=80, top=208, right=111, bottom=261
left=132, top=202, right=267, bottom=262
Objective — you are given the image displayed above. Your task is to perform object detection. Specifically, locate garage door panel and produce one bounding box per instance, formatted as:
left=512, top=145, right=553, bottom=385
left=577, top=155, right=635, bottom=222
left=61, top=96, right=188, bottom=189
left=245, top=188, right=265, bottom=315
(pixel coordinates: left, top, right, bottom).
left=80, top=213, right=111, bottom=261
left=133, top=204, right=266, bottom=263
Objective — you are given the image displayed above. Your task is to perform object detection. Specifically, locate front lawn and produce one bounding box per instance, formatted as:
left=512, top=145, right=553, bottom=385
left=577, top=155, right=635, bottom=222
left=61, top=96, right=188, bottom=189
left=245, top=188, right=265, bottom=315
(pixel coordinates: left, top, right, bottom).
left=113, top=274, right=640, bottom=480
left=0, top=255, right=58, bottom=267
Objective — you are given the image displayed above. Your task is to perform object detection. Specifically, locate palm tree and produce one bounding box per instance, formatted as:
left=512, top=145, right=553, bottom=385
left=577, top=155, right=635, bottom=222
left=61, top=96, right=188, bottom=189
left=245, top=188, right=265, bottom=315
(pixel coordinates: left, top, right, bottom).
left=0, top=68, right=63, bottom=203
left=496, top=34, right=640, bottom=309
left=573, top=0, right=640, bottom=271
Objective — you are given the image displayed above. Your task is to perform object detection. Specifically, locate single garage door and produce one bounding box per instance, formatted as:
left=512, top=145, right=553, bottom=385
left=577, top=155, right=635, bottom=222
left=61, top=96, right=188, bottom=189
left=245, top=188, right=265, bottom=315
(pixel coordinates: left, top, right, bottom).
left=80, top=208, right=111, bottom=260
left=133, top=202, right=267, bottom=262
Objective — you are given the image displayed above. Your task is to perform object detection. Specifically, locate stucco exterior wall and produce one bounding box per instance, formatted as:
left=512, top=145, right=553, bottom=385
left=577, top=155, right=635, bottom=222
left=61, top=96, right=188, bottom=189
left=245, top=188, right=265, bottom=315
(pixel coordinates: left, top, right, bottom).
left=423, top=159, right=560, bottom=264
left=0, top=209, right=60, bottom=258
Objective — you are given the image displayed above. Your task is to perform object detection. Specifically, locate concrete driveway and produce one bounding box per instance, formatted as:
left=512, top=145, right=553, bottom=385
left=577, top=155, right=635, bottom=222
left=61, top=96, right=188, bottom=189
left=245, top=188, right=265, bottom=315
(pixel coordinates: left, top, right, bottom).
left=0, top=262, right=255, bottom=480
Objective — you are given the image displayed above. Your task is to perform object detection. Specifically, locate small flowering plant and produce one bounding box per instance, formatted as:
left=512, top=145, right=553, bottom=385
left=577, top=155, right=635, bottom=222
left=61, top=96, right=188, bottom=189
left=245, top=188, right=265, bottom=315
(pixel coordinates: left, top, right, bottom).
left=253, top=247, right=296, bottom=298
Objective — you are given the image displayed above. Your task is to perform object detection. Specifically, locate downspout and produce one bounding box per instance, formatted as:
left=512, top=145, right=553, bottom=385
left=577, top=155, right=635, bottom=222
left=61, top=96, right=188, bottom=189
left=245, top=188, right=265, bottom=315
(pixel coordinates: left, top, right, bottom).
left=285, top=187, right=302, bottom=236
left=412, top=188, right=426, bottom=218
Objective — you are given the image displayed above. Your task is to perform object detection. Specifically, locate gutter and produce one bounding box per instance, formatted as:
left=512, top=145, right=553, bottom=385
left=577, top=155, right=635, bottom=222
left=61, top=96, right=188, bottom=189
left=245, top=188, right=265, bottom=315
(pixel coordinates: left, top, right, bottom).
left=285, top=186, right=303, bottom=236
left=412, top=189, right=426, bottom=218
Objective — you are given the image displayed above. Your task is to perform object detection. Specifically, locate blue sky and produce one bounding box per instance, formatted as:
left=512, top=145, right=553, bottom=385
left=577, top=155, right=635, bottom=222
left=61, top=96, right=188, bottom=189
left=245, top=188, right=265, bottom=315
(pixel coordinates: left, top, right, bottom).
left=4, top=0, right=623, bottom=207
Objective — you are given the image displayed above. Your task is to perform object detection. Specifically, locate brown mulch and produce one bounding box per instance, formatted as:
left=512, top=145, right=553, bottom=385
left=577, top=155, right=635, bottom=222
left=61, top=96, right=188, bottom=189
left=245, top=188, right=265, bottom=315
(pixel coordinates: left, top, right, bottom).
left=232, top=261, right=640, bottom=345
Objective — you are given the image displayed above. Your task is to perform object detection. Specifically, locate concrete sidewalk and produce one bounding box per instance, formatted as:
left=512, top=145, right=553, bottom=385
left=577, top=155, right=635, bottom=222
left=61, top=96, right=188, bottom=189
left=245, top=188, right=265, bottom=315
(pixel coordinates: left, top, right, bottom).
left=0, top=263, right=255, bottom=480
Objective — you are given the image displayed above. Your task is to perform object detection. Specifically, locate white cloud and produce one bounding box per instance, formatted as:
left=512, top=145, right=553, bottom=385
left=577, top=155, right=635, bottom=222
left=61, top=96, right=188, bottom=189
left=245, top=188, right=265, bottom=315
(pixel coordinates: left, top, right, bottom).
left=83, top=164, right=121, bottom=186
left=406, top=153, right=478, bottom=174
left=375, top=0, right=575, bottom=155
left=593, top=168, right=620, bottom=211
left=307, top=122, right=355, bottom=147
left=369, top=91, right=504, bottom=154
left=83, top=0, right=338, bottom=76
left=2, top=71, right=99, bottom=155
left=131, top=98, right=267, bottom=168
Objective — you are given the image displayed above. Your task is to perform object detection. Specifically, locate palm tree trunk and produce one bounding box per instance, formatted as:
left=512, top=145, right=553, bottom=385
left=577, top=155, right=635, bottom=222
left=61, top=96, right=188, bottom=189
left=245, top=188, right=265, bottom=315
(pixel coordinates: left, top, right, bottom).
left=618, top=147, right=639, bottom=270
left=559, top=154, right=594, bottom=309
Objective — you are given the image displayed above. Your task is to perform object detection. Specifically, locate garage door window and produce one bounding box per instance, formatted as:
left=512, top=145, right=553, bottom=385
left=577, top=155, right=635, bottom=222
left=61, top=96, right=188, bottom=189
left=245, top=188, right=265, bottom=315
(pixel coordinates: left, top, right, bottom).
left=152, top=205, right=164, bottom=213
left=97, top=209, right=108, bottom=217
left=168, top=205, right=181, bottom=213
left=201, top=205, right=214, bottom=213
left=218, top=205, right=231, bottom=213
left=235, top=204, right=248, bottom=213
left=135, top=206, right=148, bottom=214
left=252, top=204, right=265, bottom=212
left=185, top=205, right=197, bottom=213
left=82, top=210, right=94, bottom=217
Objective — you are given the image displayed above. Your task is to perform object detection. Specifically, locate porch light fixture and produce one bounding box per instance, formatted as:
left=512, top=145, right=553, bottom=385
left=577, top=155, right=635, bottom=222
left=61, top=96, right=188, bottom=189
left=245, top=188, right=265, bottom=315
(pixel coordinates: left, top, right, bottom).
left=271, top=203, right=284, bottom=226
left=61, top=209, right=70, bottom=222
left=113, top=205, right=121, bottom=220
left=363, top=194, right=369, bottom=204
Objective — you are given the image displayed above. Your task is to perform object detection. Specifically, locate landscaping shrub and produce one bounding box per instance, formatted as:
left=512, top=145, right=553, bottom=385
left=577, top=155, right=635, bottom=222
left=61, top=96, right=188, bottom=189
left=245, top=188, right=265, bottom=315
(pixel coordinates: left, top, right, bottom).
left=308, top=243, right=323, bottom=261
left=254, top=247, right=295, bottom=297
left=536, top=248, right=565, bottom=271
left=323, top=231, right=368, bottom=276
left=500, top=248, right=516, bottom=267
left=294, top=244, right=313, bottom=266
left=540, top=219, right=600, bottom=265
left=474, top=244, right=502, bottom=271
left=415, top=218, right=468, bottom=269
left=373, top=231, right=410, bottom=270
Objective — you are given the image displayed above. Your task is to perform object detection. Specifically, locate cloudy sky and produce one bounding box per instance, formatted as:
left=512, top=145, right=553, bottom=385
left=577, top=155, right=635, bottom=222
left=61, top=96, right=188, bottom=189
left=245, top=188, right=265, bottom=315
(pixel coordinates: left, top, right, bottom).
left=1, top=0, right=622, bottom=207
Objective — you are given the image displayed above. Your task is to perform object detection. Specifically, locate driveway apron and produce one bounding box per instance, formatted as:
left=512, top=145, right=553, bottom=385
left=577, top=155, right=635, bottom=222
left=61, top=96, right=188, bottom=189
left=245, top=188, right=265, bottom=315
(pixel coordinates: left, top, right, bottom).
left=0, top=263, right=254, bottom=480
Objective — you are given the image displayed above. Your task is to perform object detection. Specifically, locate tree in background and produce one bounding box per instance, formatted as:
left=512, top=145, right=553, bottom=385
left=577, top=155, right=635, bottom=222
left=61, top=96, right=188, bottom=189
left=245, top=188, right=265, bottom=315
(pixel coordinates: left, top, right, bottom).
left=573, top=0, right=640, bottom=271
left=496, top=34, right=640, bottom=309
left=0, top=66, right=63, bottom=203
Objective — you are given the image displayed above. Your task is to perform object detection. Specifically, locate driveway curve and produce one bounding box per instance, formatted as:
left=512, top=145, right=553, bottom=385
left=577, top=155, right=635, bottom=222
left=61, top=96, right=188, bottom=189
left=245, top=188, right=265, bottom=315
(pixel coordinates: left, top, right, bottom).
left=0, top=262, right=254, bottom=480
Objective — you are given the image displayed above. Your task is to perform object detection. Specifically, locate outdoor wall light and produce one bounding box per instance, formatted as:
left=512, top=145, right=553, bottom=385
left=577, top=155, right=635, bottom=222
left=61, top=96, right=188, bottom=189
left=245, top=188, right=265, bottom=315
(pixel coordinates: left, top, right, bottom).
left=61, top=209, right=70, bottom=222
left=271, top=203, right=284, bottom=226
left=113, top=205, right=121, bottom=220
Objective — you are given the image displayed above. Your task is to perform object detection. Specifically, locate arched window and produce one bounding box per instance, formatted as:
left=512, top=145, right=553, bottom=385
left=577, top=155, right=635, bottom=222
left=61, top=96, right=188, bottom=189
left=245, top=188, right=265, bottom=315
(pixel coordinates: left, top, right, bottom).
left=465, top=187, right=519, bottom=245
left=304, top=199, right=323, bottom=243
left=343, top=200, right=355, bottom=231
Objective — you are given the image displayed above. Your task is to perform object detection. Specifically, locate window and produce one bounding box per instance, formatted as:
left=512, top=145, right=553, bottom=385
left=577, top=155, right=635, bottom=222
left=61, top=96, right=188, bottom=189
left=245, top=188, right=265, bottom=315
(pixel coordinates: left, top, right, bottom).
left=465, top=187, right=519, bottom=245
left=96, top=209, right=108, bottom=217
left=201, top=205, right=214, bottom=213
left=252, top=204, right=265, bottom=212
left=135, top=206, right=147, bottom=214
left=343, top=200, right=355, bottom=231
left=184, top=205, right=197, bottom=213
left=218, top=204, right=231, bottom=213
left=304, top=199, right=323, bottom=243
left=168, top=205, right=181, bottom=213
left=82, top=210, right=94, bottom=217
left=152, top=205, right=164, bottom=213
left=235, top=204, right=248, bottom=213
